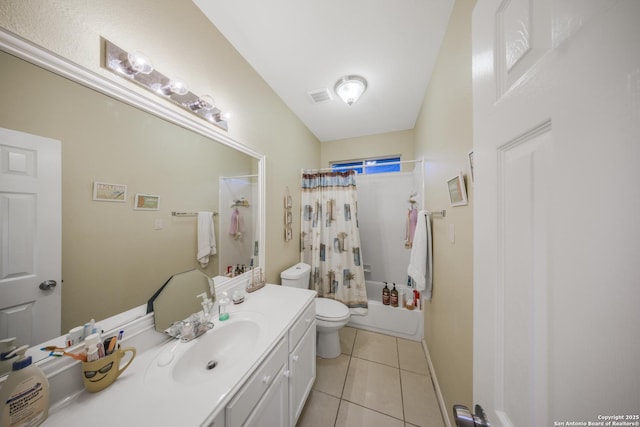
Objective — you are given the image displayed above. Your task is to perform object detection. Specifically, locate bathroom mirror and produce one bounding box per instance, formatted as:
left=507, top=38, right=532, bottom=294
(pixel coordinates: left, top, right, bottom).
left=0, top=30, right=265, bottom=370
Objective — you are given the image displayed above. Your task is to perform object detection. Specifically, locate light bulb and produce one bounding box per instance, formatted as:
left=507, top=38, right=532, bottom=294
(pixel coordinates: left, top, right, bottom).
left=158, top=78, right=188, bottom=96
left=121, top=51, right=153, bottom=75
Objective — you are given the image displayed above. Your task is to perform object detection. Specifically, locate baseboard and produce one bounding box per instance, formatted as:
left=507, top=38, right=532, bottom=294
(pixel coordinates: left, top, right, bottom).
left=422, top=339, right=452, bottom=427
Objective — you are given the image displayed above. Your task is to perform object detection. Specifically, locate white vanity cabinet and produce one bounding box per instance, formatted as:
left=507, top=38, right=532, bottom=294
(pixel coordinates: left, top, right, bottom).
left=226, top=337, right=288, bottom=427
left=287, top=302, right=316, bottom=426
left=225, top=298, right=316, bottom=427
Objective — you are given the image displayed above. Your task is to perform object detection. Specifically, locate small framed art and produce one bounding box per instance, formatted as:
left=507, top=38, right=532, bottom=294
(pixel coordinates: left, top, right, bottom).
left=447, top=173, right=468, bottom=207
left=93, top=181, right=127, bottom=202
left=134, top=193, right=160, bottom=210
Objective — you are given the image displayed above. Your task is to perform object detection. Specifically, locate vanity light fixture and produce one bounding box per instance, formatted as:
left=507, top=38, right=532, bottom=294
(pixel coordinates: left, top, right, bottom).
left=334, top=75, right=368, bottom=106
left=103, top=39, right=228, bottom=131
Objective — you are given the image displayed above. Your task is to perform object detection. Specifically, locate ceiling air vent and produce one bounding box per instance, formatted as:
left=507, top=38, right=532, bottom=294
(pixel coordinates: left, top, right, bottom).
left=307, top=88, right=332, bottom=104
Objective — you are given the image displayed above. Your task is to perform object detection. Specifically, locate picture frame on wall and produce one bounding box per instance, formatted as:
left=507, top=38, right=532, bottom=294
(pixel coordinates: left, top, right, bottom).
left=93, top=181, right=127, bottom=202
left=447, top=173, right=468, bottom=207
left=134, top=193, right=160, bottom=210
left=467, top=150, right=474, bottom=185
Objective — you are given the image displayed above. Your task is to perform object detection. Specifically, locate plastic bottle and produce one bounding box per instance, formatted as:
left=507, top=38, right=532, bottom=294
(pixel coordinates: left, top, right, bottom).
left=390, top=283, right=399, bottom=307
left=0, top=337, right=17, bottom=376
left=382, top=282, right=390, bottom=305
left=84, top=333, right=104, bottom=360
left=0, top=345, right=50, bottom=427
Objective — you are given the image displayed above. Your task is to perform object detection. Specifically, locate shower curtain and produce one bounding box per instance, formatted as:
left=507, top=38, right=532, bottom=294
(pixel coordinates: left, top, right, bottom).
left=301, top=170, right=367, bottom=314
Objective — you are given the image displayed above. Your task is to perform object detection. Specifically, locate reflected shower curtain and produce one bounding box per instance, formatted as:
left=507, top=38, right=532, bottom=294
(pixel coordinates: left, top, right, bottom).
left=301, top=170, right=367, bottom=314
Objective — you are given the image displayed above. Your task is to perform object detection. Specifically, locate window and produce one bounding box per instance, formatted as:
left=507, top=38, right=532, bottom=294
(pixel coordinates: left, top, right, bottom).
left=331, top=156, right=401, bottom=174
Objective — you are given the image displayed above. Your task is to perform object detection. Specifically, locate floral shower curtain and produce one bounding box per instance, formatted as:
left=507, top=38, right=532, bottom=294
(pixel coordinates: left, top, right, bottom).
left=300, top=170, right=367, bottom=314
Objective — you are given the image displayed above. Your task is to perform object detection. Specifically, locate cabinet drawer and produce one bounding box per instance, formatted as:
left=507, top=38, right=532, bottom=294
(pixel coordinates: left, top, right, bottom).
left=289, top=300, right=315, bottom=352
left=226, top=337, right=288, bottom=427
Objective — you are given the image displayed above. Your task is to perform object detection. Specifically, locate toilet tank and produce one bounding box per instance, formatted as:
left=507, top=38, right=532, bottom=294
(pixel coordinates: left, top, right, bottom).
left=280, top=262, right=311, bottom=289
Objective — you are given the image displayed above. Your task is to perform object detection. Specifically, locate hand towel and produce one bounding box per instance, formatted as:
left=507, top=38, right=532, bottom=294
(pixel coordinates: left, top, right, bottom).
left=407, top=210, right=433, bottom=300
left=197, top=211, right=216, bottom=268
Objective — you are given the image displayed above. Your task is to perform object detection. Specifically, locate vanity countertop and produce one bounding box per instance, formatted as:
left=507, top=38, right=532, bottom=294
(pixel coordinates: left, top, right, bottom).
left=43, top=284, right=316, bottom=427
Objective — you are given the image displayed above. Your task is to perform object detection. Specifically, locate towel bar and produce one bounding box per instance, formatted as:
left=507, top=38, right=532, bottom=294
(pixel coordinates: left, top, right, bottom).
left=171, top=211, right=219, bottom=217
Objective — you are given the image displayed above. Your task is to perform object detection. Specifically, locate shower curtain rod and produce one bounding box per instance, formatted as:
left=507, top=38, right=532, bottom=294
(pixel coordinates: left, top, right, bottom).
left=303, top=159, right=423, bottom=173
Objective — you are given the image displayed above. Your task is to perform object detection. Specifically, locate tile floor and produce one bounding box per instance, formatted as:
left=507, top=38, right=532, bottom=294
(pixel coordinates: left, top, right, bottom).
left=296, top=327, right=445, bottom=427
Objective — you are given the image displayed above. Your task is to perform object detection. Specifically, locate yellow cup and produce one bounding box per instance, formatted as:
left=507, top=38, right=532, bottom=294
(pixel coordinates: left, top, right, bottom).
left=81, top=347, right=136, bottom=393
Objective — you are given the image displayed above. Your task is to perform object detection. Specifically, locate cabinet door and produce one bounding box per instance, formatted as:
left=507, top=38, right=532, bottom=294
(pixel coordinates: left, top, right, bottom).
left=289, top=321, right=316, bottom=426
left=245, top=364, right=289, bottom=427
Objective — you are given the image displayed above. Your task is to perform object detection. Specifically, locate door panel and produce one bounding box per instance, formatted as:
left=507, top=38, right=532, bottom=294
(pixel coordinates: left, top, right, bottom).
left=473, top=0, right=640, bottom=425
left=496, top=124, right=552, bottom=427
left=0, top=127, right=61, bottom=346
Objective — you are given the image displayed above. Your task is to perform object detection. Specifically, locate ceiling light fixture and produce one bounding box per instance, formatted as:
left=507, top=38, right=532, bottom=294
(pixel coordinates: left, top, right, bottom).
left=334, top=75, right=367, bottom=106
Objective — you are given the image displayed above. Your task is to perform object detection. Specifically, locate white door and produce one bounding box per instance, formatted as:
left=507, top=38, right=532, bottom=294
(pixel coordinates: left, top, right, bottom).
left=0, top=127, right=61, bottom=346
left=471, top=1, right=640, bottom=426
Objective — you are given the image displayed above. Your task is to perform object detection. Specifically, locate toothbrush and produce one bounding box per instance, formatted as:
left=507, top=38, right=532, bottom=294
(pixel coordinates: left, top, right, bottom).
left=40, top=346, right=87, bottom=361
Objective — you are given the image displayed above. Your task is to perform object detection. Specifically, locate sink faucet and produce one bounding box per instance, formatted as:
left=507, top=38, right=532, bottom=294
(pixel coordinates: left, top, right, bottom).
left=167, top=318, right=214, bottom=342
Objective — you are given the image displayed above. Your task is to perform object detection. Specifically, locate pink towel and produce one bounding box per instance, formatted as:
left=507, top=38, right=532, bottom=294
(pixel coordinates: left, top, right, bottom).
left=229, top=208, right=243, bottom=238
left=404, top=208, right=418, bottom=248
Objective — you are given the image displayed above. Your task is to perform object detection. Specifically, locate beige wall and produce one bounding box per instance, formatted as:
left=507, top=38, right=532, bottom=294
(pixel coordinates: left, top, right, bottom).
left=0, top=0, right=320, bottom=290
left=320, top=129, right=415, bottom=171
left=414, top=0, right=476, bottom=414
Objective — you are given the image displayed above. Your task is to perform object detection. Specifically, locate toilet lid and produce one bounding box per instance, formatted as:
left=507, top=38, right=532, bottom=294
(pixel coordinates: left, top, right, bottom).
left=315, top=298, right=350, bottom=321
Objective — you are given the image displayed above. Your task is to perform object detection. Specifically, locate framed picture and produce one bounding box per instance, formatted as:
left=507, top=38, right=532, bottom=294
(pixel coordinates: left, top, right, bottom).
left=134, top=193, right=160, bottom=210
left=93, top=181, right=127, bottom=202
left=447, top=173, right=468, bottom=207
left=467, top=150, right=474, bottom=185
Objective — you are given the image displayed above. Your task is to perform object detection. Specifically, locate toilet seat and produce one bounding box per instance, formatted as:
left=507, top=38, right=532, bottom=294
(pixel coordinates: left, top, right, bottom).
left=315, top=298, right=350, bottom=322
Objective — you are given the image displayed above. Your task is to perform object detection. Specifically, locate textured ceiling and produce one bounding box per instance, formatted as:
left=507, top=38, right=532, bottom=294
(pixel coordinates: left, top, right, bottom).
left=193, top=0, right=454, bottom=142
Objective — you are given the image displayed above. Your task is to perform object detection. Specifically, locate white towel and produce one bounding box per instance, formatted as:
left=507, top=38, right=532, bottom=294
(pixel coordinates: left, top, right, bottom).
left=407, top=210, right=433, bottom=300
left=197, top=211, right=216, bottom=268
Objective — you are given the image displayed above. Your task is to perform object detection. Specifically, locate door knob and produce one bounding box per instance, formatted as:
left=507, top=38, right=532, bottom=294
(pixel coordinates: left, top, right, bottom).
left=453, top=404, right=490, bottom=427
left=39, top=280, right=57, bottom=290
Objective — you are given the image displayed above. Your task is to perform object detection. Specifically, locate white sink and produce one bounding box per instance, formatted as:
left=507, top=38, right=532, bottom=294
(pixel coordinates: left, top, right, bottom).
left=145, top=312, right=265, bottom=387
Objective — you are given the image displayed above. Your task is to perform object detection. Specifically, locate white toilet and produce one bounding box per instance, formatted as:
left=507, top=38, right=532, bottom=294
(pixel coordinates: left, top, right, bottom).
left=281, top=262, right=351, bottom=358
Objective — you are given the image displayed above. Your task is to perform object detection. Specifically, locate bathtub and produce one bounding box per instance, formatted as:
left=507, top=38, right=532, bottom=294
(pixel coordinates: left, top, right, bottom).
left=347, top=280, right=424, bottom=342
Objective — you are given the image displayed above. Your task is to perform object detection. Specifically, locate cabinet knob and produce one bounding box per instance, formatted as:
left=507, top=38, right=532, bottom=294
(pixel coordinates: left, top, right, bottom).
left=292, top=355, right=299, bottom=362
left=284, top=370, right=290, bottom=378
left=262, top=375, right=272, bottom=384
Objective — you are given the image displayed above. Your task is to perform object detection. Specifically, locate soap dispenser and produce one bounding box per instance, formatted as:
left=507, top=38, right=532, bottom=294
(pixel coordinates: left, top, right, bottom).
left=390, top=283, right=399, bottom=307
left=382, top=282, right=390, bottom=306
left=0, top=337, right=17, bottom=376
left=0, top=345, right=50, bottom=427
left=218, top=291, right=231, bottom=321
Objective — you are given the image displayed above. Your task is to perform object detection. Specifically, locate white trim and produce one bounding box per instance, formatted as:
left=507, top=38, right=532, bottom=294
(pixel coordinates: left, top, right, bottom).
left=422, top=339, right=452, bottom=427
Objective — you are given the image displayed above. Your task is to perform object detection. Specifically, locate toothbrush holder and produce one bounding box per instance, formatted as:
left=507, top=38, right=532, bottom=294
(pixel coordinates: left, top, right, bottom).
left=81, top=346, right=136, bottom=393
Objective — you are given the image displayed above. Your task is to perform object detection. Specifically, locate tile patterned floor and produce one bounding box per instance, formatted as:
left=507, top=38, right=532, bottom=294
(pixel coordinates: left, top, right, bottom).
left=296, top=327, right=445, bottom=427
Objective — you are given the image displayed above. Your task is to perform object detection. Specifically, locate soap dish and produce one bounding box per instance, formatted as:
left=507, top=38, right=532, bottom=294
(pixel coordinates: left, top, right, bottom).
left=232, top=291, right=245, bottom=304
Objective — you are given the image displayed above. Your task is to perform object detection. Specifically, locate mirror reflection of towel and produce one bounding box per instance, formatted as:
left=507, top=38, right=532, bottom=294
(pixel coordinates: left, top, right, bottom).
left=229, top=208, right=244, bottom=239
left=197, top=212, right=216, bottom=268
